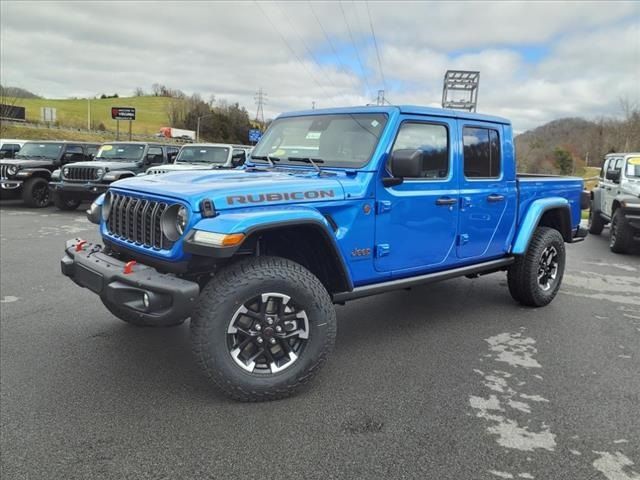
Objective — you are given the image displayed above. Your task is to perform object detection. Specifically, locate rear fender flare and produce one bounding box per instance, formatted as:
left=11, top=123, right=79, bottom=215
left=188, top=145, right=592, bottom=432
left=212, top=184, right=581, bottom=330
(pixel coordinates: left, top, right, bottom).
left=512, top=197, right=571, bottom=254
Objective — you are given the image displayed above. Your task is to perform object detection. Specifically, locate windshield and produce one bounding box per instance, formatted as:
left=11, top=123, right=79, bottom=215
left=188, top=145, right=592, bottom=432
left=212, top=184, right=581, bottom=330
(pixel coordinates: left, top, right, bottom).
left=15, top=143, right=63, bottom=159
left=251, top=113, right=388, bottom=168
left=175, top=146, right=229, bottom=164
left=96, top=144, right=145, bottom=161
left=625, top=157, right=640, bottom=178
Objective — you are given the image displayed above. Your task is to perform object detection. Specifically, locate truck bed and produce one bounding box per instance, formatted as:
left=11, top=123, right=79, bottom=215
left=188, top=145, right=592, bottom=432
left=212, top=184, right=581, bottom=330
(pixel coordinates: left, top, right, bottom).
left=517, top=174, right=584, bottom=229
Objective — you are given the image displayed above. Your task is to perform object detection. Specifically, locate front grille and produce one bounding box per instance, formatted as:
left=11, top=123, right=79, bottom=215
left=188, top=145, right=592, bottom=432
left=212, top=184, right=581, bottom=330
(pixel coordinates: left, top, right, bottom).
left=0, top=164, right=9, bottom=180
left=65, top=166, right=98, bottom=181
left=106, top=193, right=173, bottom=250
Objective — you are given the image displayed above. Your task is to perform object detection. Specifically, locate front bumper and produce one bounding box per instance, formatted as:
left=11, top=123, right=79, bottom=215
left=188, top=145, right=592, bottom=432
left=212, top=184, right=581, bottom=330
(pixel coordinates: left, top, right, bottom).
left=61, top=239, right=200, bottom=325
left=0, top=179, right=23, bottom=190
left=50, top=181, right=109, bottom=199
left=620, top=204, right=640, bottom=232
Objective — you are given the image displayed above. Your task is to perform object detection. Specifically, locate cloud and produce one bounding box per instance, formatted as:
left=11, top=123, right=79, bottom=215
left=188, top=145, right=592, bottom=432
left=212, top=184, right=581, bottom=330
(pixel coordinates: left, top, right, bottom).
left=0, top=1, right=638, bottom=131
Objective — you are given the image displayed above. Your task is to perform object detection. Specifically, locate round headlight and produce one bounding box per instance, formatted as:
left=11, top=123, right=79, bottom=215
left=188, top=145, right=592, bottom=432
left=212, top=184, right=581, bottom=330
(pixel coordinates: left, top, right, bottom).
left=160, top=204, right=189, bottom=242
left=101, top=192, right=112, bottom=221
left=7, top=165, right=18, bottom=176
left=95, top=168, right=104, bottom=178
left=176, top=206, right=188, bottom=235
left=63, top=167, right=69, bottom=177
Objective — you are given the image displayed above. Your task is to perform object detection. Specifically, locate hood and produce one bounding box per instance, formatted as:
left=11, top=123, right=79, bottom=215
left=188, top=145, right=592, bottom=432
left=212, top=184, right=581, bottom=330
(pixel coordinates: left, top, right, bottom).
left=151, top=163, right=224, bottom=172
left=111, top=168, right=345, bottom=211
left=622, top=178, right=640, bottom=197
left=69, top=160, right=140, bottom=171
left=0, top=158, right=53, bottom=169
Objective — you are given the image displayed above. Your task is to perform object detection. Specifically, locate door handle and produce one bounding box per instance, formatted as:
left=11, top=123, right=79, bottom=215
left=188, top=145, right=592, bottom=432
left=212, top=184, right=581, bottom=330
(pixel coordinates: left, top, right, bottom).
left=436, top=197, right=457, bottom=206
left=487, top=194, right=505, bottom=202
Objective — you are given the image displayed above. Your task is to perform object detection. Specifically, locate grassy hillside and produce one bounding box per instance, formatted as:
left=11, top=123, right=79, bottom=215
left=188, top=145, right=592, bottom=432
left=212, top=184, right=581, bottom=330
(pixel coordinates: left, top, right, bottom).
left=9, top=96, right=173, bottom=135
left=0, top=123, right=160, bottom=143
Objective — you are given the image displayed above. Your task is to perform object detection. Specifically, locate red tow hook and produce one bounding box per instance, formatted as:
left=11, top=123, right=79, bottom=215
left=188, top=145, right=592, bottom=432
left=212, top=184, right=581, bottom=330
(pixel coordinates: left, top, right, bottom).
left=123, top=260, right=137, bottom=275
left=75, top=240, right=87, bottom=252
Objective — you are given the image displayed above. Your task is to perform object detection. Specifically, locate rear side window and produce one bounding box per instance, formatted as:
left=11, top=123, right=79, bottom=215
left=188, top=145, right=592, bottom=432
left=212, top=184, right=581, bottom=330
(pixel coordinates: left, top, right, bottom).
left=0, top=144, right=20, bottom=158
left=63, top=145, right=85, bottom=163
left=167, top=147, right=180, bottom=162
left=463, top=127, right=501, bottom=179
left=87, top=146, right=99, bottom=158
left=390, top=122, right=449, bottom=179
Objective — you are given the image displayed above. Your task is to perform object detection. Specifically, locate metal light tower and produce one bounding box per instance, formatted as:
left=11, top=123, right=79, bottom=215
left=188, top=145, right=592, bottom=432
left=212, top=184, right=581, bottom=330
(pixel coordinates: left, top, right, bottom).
left=442, top=70, right=480, bottom=112
left=254, top=88, right=267, bottom=129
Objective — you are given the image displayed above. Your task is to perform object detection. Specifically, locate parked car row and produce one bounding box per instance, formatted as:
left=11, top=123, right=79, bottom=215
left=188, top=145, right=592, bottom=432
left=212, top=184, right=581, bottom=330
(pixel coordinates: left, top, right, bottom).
left=0, top=139, right=252, bottom=210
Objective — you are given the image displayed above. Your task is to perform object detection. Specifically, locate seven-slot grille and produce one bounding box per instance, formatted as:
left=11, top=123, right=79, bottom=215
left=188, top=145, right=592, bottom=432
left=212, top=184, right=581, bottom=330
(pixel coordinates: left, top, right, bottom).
left=106, top=193, right=173, bottom=250
left=64, top=166, right=98, bottom=181
left=0, top=164, right=10, bottom=179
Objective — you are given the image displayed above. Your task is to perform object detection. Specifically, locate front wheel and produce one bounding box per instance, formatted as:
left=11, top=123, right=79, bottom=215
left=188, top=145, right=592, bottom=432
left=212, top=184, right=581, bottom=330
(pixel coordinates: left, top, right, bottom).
left=609, top=209, right=633, bottom=254
left=53, top=192, right=81, bottom=211
left=191, top=256, right=336, bottom=401
left=508, top=227, right=566, bottom=307
left=22, top=177, right=50, bottom=208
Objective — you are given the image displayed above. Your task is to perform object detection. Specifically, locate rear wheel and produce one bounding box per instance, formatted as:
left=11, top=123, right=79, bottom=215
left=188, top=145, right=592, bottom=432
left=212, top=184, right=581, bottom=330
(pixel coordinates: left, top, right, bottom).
left=508, top=227, right=565, bottom=307
left=191, top=256, right=336, bottom=401
left=22, top=177, right=50, bottom=208
left=609, top=209, right=633, bottom=254
left=587, top=202, right=605, bottom=235
left=53, top=192, right=81, bottom=211
left=100, top=297, right=186, bottom=327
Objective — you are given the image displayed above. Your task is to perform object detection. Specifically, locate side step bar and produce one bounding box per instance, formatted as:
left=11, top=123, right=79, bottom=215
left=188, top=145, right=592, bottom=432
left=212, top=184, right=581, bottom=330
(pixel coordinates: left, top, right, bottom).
left=333, top=257, right=515, bottom=303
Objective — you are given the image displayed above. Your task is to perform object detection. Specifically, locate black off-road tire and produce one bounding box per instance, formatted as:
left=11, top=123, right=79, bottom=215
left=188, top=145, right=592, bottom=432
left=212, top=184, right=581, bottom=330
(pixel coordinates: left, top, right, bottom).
left=191, top=256, right=337, bottom=402
left=53, top=192, right=81, bottom=211
left=508, top=227, right=566, bottom=307
left=22, top=177, right=51, bottom=208
left=100, top=297, right=186, bottom=327
left=587, top=203, right=605, bottom=235
left=609, top=209, right=633, bottom=254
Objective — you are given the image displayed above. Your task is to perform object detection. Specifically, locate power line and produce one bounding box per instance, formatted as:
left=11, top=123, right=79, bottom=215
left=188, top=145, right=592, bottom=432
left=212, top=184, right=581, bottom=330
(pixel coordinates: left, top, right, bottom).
left=254, top=1, right=333, bottom=101
left=365, top=0, right=386, bottom=93
left=308, top=2, right=350, bottom=75
left=339, top=0, right=372, bottom=99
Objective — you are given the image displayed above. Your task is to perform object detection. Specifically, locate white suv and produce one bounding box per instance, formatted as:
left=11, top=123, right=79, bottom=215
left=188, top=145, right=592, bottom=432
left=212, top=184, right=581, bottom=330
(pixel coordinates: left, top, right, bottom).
left=145, top=143, right=253, bottom=175
left=589, top=152, right=640, bottom=253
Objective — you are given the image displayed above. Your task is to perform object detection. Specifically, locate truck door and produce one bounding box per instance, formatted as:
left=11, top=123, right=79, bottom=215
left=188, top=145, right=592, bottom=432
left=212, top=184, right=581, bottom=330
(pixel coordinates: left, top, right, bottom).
left=456, top=123, right=517, bottom=259
left=603, top=157, right=622, bottom=217
left=374, top=116, right=459, bottom=273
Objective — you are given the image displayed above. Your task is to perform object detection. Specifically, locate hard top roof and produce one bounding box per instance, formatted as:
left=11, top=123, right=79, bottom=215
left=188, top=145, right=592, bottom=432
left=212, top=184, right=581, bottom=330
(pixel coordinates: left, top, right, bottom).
left=277, top=105, right=511, bottom=125
left=23, top=140, right=101, bottom=145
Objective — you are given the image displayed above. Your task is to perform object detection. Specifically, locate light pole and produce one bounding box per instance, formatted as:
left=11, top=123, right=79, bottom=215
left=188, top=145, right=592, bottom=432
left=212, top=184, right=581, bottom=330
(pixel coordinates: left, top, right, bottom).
left=196, top=113, right=215, bottom=142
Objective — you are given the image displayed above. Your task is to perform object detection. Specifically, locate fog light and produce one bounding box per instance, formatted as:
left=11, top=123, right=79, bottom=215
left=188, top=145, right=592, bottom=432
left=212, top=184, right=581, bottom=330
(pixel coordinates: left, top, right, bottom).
left=143, top=293, right=150, bottom=309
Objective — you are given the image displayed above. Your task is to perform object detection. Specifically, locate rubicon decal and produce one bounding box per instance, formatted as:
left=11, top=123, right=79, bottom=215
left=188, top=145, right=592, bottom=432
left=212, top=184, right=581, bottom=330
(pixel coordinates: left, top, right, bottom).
left=226, top=190, right=336, bottom=205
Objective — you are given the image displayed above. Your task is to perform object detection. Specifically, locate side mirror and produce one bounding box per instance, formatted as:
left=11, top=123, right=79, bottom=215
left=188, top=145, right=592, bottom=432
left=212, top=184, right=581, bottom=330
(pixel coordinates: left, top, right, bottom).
left=605, top=170, right=620, bottom=183
left=383, top=149, right=422, bottom=186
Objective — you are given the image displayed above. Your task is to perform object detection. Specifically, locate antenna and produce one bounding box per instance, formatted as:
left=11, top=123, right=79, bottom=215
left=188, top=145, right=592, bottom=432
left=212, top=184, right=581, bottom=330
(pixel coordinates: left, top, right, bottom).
left=442, top=70, right=480, bottom=112
left=376, top=90, right=385, bottom=106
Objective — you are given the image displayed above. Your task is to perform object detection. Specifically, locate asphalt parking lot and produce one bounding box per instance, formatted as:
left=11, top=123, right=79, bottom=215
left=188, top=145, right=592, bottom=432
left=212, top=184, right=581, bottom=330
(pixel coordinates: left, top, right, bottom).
left=1, top=201, right=638, bottom=480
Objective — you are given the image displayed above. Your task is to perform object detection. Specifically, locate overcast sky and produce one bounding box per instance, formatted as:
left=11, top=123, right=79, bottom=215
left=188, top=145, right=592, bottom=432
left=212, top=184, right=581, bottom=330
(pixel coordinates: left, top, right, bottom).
left=1, top=1, right=639, bottom=131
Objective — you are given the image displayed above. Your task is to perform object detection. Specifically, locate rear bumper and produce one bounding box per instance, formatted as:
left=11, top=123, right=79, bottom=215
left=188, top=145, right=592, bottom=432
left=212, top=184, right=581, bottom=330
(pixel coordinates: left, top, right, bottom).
left=61, top=239, right=200, bottom=325
left=50, top=181, right=109, bottom=199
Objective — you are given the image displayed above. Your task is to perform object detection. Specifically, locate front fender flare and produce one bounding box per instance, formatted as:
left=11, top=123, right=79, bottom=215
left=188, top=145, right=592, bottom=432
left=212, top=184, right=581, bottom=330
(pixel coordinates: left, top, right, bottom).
left=16, top=168, right=51, bottom=179
left=511, top=197, right=571, bottom=254
left=184, top=206, right=353, bottom=291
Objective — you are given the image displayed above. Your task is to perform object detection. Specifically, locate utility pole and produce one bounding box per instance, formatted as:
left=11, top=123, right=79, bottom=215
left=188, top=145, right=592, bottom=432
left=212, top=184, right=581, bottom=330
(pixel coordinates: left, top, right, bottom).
left=254, top=88, right=267, bottom=130
left=87, top=97, right=91, bottom=130
left=376, top=90, right=385, bottom=106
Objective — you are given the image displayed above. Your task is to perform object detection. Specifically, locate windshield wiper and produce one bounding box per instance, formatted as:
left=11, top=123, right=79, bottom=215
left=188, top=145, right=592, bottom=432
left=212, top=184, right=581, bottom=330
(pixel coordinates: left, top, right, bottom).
left=250, top=155, right=280, bottom=168
left=287, top=157, right=324, bottom=173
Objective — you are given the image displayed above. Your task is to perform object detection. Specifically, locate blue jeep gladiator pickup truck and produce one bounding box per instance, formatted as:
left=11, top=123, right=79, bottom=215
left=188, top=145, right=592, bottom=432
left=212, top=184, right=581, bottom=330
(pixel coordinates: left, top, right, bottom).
left=61, top=106, right=588, bottom=401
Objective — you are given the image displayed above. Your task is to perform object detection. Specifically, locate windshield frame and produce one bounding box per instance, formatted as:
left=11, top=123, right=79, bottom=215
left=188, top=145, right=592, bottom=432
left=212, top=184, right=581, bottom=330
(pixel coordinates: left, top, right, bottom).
left=95, top=143, right=146, bottom=162
left=15, top=142, right=64, bottom=160
left=250, top=112, right=389, bottom=169
left=175, top=145, right=231, bottom=164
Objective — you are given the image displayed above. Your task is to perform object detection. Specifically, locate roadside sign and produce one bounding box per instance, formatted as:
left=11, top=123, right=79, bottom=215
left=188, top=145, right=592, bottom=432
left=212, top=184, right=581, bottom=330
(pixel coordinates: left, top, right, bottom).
left=249, top=129, right=262, bottom=143
left=111, top=107, right=136, bottom=121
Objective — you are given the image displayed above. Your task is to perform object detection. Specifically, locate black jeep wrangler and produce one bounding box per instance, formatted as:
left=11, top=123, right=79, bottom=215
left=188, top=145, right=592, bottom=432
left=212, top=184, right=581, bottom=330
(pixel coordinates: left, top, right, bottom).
left=49, top=142, right=179, bottom=210
left=0, top=141, right=99, bottom=207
